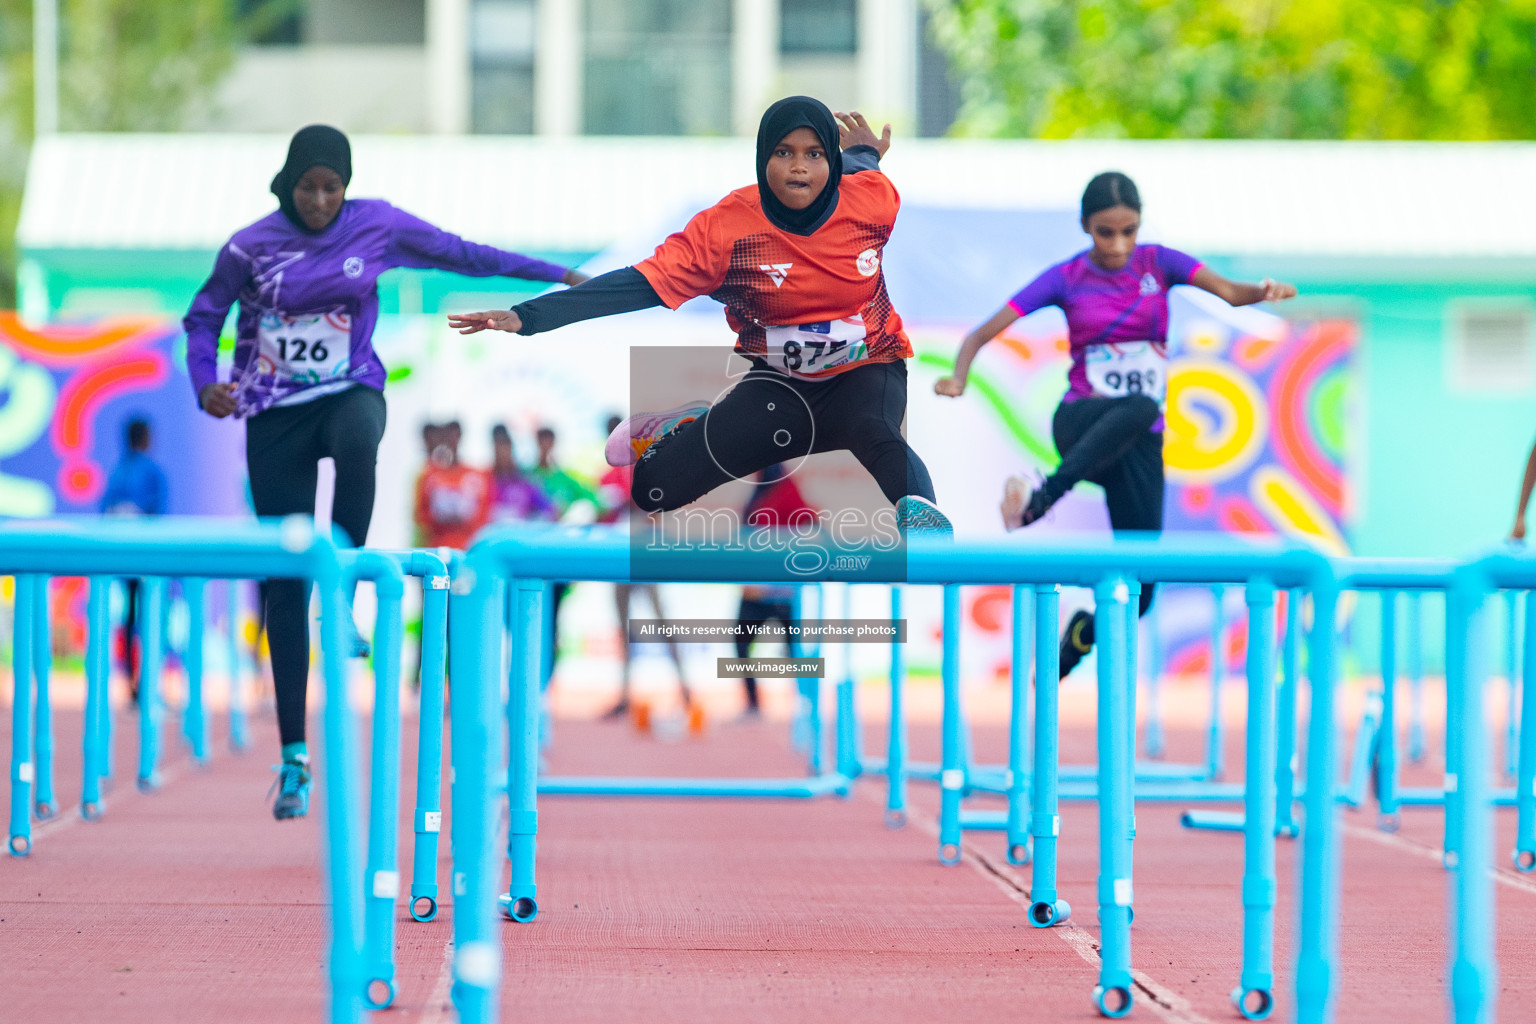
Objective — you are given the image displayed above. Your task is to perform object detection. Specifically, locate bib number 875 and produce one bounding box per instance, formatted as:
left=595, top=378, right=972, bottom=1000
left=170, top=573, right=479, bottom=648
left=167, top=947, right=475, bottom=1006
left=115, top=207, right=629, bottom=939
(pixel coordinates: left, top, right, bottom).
left=781, top=338, right=847, bottom=372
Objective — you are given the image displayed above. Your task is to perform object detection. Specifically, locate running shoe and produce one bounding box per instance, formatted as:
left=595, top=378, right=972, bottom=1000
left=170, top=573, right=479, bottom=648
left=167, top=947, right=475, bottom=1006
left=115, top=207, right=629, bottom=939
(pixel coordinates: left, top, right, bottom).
left=895, top=495, right=954, bottom=536
left=1001, top=472, right=1052, bottom=531
left=1059, top=610, right=1094, bottom=681
left=605, top=402, right=710, bottom=467
left=269, top=758, right=312, bottom=820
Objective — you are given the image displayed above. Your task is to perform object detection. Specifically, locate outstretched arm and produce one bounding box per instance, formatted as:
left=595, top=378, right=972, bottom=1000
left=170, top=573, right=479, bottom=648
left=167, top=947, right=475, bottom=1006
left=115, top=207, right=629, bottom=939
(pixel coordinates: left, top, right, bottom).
left=934, top=306, right=1022, bottom=398
left=389, top=206, right=577, bottom=283
left=1191, top=266, right=1297, bottom=307
left=1512, top=436, right=1536, bottom=541
left=447, top=267, right=663, bottom=335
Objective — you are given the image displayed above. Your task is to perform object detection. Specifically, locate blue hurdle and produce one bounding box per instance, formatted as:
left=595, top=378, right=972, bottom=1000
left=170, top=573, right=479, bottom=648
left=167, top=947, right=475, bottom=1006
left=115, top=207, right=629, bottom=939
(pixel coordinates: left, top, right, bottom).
left=1, top=518, right=364, bottom=1024
left=446, top=526, right=1341, bottom=1022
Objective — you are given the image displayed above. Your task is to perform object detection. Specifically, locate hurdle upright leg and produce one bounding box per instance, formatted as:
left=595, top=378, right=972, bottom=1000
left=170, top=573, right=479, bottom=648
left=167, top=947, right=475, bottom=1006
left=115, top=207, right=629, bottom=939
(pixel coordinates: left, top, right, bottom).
left=1514, top=586, right=1536, bottom=871
left=447, top=570, right=503, bottom=1024
left=1377, top=590, right=1401, bottom=830
left=937, top=585, right=964, bottom=865
left=1294, top=581, right=1342, bottom=1024
left=1143, top=598, right=1165, bottom=760
left=503, top=577, right=544, bottom=922
left=1028, top=585, right=1070, bottom=926
left=363, top=573, right=405, bottom=1009
left=835, top=584, right=861, bottom=780
left=1406, top=591, right=1426, bottom=764
left=1508, top=591, right=1521, bottom=781
left=182, top=578, right=210, bottom=765
left=1206, top=583, right=1227, bottom=780
left=227, top=579, right=249, bottom=753
left=1124, top=581, right=1139, bottom=896
left=1233, top=579, right=1278, bottom=1021
left=9, top=575, right=37, bottom=856
left=410, top=572, right=450, bottom=918
left=1446, top=575, right=1497, bottom=1024
left=1274, top=589, right=1301, bottom=838
left=1092, top=577, right=1134, bottom=1018
left=884, top=584, right=908, bottom=828
left=82, top=577, right=110, bottom=819
left=137, top=577, right=168, bottom=792
left=1005, top=584, right=1032, bottom=865
left=33, top=576, right=57, bottom=820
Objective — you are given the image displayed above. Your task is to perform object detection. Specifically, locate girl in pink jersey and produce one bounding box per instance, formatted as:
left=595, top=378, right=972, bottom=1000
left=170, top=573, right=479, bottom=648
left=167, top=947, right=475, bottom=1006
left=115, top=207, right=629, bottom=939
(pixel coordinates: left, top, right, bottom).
left=935, top=171, right=1296, bottom=677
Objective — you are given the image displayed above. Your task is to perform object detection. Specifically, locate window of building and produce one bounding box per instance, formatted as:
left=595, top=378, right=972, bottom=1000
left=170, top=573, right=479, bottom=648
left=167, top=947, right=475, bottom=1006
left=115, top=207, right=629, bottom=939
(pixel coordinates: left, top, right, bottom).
left=239, top=0, right=304, bottom=46
left=583, top=0, right=732, bottom=136
left=1448, top=302, right=1535, bottom=393
left=472, top=0, right=537, bottom=133
left=780, top=0, right=857, bottom=54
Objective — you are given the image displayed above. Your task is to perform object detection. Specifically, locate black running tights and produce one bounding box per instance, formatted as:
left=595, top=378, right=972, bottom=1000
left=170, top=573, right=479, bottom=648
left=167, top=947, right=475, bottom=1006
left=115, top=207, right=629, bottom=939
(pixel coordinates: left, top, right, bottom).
left=632, top=359, right=935, bottom=511
left=245, top=386, right=387, bottom=747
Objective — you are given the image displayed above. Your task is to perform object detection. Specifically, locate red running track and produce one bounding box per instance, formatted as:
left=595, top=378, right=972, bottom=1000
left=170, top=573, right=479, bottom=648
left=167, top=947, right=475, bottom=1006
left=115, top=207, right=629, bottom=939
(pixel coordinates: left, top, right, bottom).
left=2, top=692, right=1535, bottom=1023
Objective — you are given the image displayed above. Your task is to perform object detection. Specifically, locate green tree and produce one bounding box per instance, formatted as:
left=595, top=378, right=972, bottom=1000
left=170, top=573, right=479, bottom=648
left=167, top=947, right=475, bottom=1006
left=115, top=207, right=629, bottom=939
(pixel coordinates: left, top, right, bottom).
left=923, top=0, right=1536, bottom=139
left=0, top=1, right=296, bottom=306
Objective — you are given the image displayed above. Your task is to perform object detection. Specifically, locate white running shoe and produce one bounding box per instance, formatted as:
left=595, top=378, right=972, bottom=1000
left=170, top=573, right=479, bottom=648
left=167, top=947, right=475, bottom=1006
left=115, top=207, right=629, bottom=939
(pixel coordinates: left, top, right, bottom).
left=895, top=495, right=954, bottom=536
left=605, top=402, right=711, bottom=467
left=1001, top=471, right=1048, bottom=531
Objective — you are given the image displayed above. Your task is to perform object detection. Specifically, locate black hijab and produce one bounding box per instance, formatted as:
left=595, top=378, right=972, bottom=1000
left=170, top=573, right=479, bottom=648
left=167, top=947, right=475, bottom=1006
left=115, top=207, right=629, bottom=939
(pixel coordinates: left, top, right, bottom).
left=755, top=97, right=842, bottom=236
left=270, top=125, right=353, bottom=233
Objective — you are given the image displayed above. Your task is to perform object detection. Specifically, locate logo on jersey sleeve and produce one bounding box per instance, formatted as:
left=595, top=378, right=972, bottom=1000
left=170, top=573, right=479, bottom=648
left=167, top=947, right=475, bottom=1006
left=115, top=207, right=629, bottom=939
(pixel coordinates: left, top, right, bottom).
left=759, top=263, right=793, bottom=288
left=344, top=256, right=366, bottom=279
left=856, top=248, right=881, bottom=277
left=1139, top=272, right=1160, bottom=295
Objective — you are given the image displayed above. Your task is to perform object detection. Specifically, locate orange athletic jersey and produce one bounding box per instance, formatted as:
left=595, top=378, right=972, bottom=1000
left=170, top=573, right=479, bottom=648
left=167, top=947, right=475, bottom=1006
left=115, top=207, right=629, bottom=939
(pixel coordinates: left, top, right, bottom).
left=635, top=171, right=913, bottom=379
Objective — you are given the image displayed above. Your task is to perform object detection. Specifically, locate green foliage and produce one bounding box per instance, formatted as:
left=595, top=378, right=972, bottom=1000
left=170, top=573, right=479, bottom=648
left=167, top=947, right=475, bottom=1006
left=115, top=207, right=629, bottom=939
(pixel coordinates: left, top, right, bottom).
left=0, top=2, right=296, bottom=306
left=923, top=0, right=1536, bottom=139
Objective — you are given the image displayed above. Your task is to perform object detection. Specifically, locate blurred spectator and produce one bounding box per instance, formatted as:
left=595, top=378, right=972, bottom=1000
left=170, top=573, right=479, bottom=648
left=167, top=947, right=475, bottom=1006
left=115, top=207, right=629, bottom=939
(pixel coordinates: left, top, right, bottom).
left=596, top=415, right=691, bottom=718
left=528, top=425, right=597, bottom=686
left=732, top=463, right=816, bottom=718
left=489, top=423, right=556, bottom=524
left=414, top=421, right=491, bottom=550
left=101, top=417, right=167, bottom=702
left=530, top=426, right=598, bottom=522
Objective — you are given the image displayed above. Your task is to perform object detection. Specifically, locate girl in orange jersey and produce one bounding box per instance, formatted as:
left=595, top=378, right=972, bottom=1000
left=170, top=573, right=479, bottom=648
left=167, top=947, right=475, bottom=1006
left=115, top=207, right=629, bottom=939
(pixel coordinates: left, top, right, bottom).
left=449, top=96, right=949, bottom=534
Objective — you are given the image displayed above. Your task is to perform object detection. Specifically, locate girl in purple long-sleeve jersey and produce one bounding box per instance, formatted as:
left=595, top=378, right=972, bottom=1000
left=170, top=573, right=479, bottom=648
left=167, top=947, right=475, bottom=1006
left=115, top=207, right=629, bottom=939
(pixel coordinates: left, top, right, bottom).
left=935, top=171, right=1296, bottom=680
left=183, top=125, right=586, bottom=819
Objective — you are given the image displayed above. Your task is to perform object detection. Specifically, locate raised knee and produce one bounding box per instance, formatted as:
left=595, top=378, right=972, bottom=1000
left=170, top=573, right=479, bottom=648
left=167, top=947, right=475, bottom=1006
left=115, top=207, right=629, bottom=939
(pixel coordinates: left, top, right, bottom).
left=631, top=463, right=670, bottom=513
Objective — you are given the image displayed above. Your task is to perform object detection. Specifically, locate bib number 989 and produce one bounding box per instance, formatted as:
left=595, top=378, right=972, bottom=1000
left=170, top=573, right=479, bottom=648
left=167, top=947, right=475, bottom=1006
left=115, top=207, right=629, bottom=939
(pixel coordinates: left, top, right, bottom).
left=1098, top=368, right=1157, bottom=395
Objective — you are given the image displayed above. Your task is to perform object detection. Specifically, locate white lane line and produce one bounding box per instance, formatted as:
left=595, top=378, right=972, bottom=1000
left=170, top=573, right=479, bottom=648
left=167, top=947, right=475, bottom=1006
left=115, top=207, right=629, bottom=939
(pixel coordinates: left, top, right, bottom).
left=27, top=761, right=188, bottom=844
left=1342, top=821, right=1536, bottom=897
left=417, top=940, right=457, bottom=1024
left=876, top=791, right=1220, bottom=1024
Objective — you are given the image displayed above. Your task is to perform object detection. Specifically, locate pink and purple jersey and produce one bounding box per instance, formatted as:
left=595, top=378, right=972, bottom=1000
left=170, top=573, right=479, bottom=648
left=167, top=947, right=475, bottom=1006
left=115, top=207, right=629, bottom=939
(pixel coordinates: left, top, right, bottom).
left=1007, top=244, right=1203, bottom=418
left=184, top=199, right=569, bottom=416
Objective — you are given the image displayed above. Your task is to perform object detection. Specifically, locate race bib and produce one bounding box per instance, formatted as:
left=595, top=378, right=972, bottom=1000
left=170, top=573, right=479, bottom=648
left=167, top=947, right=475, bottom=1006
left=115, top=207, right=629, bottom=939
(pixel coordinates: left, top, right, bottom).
left=766, top=316, right=869, bottom=379
left=255, top=310, right=351, bottom=388
left=1084, top=341, right=1167, bottom=404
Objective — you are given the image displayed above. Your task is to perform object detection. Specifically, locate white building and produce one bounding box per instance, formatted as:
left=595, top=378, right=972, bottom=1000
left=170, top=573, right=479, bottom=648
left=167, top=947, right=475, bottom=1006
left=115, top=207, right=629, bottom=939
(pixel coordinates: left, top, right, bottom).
left=212, top=0, right=961, bottom=138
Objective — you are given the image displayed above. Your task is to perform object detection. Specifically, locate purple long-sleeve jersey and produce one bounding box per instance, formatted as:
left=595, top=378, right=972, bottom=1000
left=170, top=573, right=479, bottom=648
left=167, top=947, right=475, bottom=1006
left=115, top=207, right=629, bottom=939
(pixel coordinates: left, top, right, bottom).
left=184, top=198, right=569, bottom=416
left=1008, top=244, right=1203, bottom=426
